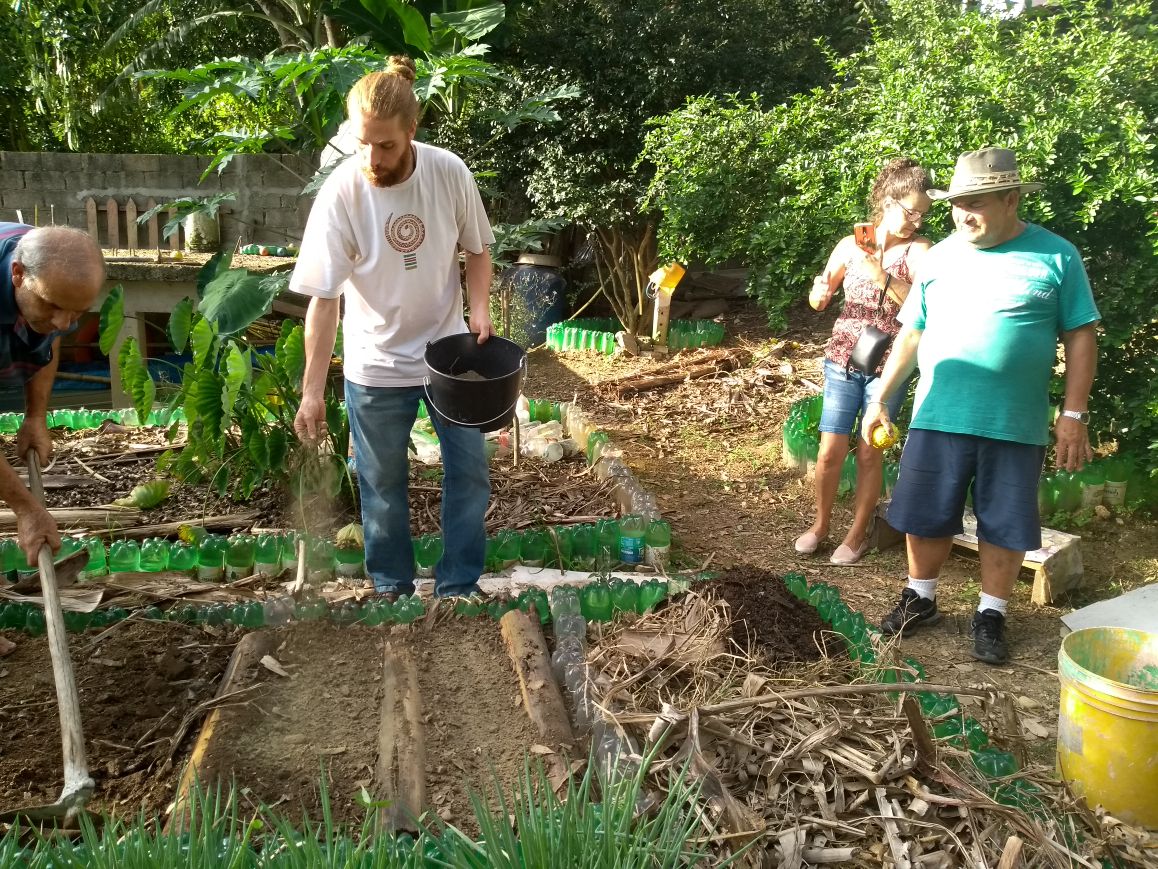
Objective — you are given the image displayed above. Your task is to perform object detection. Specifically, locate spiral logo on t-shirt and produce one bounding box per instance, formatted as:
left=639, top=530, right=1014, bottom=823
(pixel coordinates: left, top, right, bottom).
left=385, top=212, right=425, bottom=271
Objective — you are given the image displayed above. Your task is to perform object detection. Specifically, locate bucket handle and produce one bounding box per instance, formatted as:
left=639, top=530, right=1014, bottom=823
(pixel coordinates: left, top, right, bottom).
left=422, top=356, right=527, bottom=430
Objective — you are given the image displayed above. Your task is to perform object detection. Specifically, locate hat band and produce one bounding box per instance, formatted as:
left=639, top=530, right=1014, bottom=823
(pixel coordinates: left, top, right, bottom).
left=951, top=170, right=1022, bottom=191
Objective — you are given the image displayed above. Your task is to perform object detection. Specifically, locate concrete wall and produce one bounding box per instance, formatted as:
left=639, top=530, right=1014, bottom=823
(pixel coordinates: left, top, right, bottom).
left=0, top=151, right=316, bottom=248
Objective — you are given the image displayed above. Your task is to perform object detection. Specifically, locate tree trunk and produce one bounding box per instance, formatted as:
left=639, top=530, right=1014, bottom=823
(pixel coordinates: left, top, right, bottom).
left=591, top=221, right=657, bottom=337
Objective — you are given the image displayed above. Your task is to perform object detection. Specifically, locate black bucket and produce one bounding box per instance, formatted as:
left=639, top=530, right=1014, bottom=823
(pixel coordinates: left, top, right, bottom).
left=423, top=333, right=526, bottom=432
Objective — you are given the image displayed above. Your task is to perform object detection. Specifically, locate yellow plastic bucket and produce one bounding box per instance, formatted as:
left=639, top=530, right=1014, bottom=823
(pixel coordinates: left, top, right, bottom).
left=1057, top=626, right=1158, bottom=827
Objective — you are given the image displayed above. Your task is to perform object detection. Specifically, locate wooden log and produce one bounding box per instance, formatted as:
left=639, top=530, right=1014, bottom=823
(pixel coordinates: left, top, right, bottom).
left=599, top=348, right=751, bottom=397
left=499, top=609, right=575, bottom=758
left=168, top=630, right=279, bottom=833
left=0, top=506, right=140, bottom=530
left=375, top=639, right=425, bottom=833
left=168, top=206, right=179, bottom=250
left=110, top=511, right=259, bottom=540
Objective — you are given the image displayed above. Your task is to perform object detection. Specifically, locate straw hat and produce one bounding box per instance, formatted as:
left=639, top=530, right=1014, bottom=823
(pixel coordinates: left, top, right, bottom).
left=928, top=147, right=1044, bottom=201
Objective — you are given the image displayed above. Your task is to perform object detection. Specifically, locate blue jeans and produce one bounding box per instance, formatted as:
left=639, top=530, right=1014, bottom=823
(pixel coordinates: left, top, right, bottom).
left=819, top=358, right=910, bottom=436
left=345, top=381, right=490, bottom=596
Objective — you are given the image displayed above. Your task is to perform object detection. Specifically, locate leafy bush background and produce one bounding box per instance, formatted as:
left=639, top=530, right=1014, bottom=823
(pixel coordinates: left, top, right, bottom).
left=643, top=0, right=1158, bottom=469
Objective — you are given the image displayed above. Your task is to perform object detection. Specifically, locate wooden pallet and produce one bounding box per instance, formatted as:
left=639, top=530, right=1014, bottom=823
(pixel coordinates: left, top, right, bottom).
left=869, top=502, right=1085, bottom=605
left=954, top=509, right=1085, bottom=605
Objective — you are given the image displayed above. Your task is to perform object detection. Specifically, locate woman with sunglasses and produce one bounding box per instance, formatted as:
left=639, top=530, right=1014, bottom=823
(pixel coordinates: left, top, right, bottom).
left=796, top=158, right=933, bottom=564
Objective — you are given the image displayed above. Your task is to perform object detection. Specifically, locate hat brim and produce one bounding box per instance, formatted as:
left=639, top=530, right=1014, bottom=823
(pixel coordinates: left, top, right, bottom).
left=929, top=181, right=1044, bottom=201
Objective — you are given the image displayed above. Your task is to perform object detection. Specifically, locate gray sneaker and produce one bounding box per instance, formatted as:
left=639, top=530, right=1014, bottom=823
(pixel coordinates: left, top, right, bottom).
left=880, top=588, right=942, bottom=636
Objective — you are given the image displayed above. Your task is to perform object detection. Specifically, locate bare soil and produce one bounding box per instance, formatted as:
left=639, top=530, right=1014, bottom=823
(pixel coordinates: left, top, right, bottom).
left=0, top=620, right=233, bottom=817
left=411, top=617, right=541, bottom=836
left=195, top=622, right=384, bottom=825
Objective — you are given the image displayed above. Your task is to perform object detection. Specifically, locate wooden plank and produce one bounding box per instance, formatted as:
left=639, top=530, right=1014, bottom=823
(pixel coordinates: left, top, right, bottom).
left=167, top=206, right=180, bottom=251
left=84, top=198, right=98, bottom=242
left=124, top=198, right=138, bottom=253
left=375, top=639, right=425, bottom=833
left=104, top=197, right=119, bottom=251
left=145, top=197, right=159, bottom=251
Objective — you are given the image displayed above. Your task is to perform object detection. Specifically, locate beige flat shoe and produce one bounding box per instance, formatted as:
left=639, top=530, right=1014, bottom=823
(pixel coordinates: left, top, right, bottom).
left=794, top=531, right=827, bottom=555
left=830, top=541, right=870, bottom=565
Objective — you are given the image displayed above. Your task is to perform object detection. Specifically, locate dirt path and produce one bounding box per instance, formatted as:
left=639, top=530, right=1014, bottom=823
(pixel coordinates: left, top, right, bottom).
left=522, top=298, right=1158, bottom=766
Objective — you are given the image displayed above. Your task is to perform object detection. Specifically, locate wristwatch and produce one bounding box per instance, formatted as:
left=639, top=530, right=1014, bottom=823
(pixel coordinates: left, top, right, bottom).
left=1061, top=409, right=1090, bottom=425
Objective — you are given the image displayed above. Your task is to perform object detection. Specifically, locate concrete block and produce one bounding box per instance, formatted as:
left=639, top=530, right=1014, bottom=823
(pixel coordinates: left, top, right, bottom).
left=122, top=154, right=162, bottom=173
left=23, top=170, right=69, bottom=192
left=2, top=152, right=43, bottom=171
left=86, top=153, right=121, bottom=172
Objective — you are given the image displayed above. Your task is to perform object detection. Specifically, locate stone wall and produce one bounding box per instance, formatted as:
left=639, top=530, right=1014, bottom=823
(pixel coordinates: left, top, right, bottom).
left=0, top=151, right=316, bottom=248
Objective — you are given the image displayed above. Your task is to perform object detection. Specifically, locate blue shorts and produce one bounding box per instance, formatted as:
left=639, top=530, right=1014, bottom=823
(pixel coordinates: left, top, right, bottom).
left=819, top=358, right=909, bottom=436
left=887, top=429, right=1046, bottom=552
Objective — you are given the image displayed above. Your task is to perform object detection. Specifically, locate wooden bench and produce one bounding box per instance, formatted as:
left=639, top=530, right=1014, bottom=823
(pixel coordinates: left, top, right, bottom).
left=869, top=502, right=1086, bottom=605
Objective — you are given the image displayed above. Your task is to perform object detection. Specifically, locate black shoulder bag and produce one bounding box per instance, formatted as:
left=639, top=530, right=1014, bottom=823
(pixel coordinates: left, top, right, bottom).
left=846, top=274, right=894, bottom=376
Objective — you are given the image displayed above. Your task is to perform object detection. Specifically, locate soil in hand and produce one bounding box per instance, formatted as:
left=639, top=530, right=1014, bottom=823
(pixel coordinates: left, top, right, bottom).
left=0, top=620, right=233, bottom=817
left=705, top=566, right=836, bottom=662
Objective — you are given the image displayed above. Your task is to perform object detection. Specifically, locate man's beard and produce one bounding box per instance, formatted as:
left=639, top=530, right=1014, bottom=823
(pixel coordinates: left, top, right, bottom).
left=362, top=147, right=414, bottom=188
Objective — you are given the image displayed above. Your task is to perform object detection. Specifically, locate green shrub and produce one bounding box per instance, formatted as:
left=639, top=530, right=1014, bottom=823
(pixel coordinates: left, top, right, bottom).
left=644, top=0, right=1158, bottom=467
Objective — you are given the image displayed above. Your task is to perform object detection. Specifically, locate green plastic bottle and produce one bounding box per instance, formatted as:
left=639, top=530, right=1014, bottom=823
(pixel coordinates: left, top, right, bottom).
left=108, top=539, right=141, bottom=573
left=139, top=538, right=169, bottom=572
left=1102, top=457, right=1129, bottom=507
left=335, top=542, right=364, bottom=579
left=637, top=579, right=668, bottom=614
left=1053, top=471, right=1082, bottom=512
left=197, top=535, right=228, bottom=581
left=617, top=514, right=646, bottom=565
left=520, top=529, right=549, bottom=568
left=306, top=537, right=335, bottom=583
left=570, top=525, right=597, bottom=572
left=645, top=519, right=671, bottom=571
left=548, top=526, right=573, bottom=569
left=1037, top=474, right=1056, bottom=515
left=0, top=538, right=20, bottom=579
left=280, top=532, right=303, bottom=571
left=0, top=412, right=20, bottom=434
left=595, top=519, right=619, bottom=571
left=971, top=747, right=1018, bottom=778
left=254, top=533, right=283, bottom=576
left=784, top=572, right=808, bottom=600
left=518, top=588, right=550, bottom=624
left=225, top=534, right=256, bottom=579
left=580, top=582, right=613, bottom=621
left=80, top=536, right=107, bottom=581
left=0, top=602, right=23, bottom=628
left=609, top=578, right=639, bottom=614
left=168, top=541, right=198, bottom=572
left=1079, top=463, right=1105, bottom=509
left=24, top=607, right=46, bottom=636
left=414, top=534, right=443, bottom=578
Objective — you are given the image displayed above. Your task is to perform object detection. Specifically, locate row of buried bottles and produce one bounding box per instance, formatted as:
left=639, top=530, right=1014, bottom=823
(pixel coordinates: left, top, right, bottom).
left=485, top=517, right=671, bottom=573
left=783, top=572, right=1026, bottom=784
left=545, top=318, right=725, bottom=354
left=0, top=577, right=672, bottom=636
left=0, top=406, right=186, bottom=433
left=0, top=520, right=672, bottom=585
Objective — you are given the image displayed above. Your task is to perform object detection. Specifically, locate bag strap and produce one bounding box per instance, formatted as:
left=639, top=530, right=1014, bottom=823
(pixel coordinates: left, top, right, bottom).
left=876, top=241, right=914, bottom=309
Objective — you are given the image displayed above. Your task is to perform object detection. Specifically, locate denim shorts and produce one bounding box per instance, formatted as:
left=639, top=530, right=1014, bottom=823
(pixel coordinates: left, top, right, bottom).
left=887, top=428, right=1046, bottom=552
left=819, top=358, right=909, bottom=436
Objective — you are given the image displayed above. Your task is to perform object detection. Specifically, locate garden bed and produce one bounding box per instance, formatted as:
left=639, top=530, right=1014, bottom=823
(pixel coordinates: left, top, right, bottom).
left=0, top=620, right=233, bottom=818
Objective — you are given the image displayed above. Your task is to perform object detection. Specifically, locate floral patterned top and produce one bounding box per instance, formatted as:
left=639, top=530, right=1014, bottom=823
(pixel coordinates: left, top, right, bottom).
left=824, top=243, right=915, bottom=375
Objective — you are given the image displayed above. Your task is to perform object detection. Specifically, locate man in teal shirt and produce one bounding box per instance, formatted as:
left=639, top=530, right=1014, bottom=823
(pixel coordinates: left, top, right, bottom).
left=863, top=148, right=1099, bottom=664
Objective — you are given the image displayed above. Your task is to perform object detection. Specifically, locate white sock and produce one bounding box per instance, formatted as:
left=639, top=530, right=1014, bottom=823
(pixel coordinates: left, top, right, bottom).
left=977, top=593, right=1008, bottom=616
left=906, top=577, right=938, bottom=600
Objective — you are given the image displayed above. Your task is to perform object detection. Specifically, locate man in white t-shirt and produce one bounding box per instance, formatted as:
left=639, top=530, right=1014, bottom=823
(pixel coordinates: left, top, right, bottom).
left=291, top=56, right=496, bottom=600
